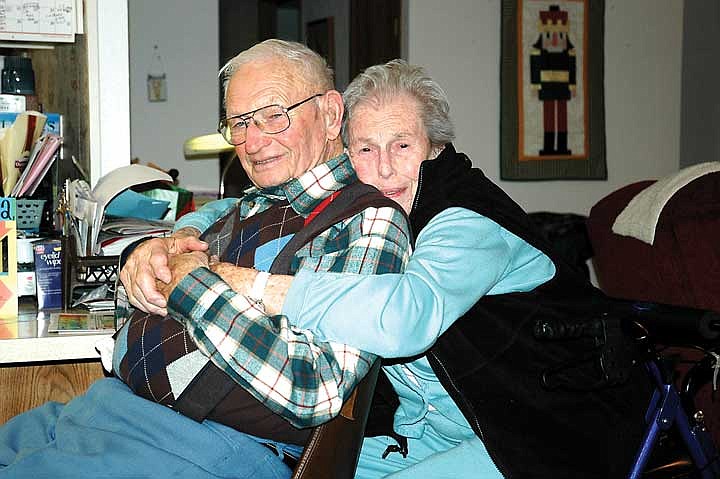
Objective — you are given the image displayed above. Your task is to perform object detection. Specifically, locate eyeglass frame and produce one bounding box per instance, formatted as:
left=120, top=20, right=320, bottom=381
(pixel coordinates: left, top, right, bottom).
left=218, top=93, right=324, bottom=146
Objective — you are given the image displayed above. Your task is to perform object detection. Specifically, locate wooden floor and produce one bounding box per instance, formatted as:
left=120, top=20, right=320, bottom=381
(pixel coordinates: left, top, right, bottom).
left=0, top=360, right=105, bottom=424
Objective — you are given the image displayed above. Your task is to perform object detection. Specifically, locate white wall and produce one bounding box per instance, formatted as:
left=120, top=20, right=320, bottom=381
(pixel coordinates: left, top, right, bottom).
left=680, top=0, right=720, bottom=168
left=128, top=0, right=219, bottom=193
left=86, top=0, right=130, bottom=186
left=125, top=0, right=684, bottom=206
left=407, top=0, right=683, bottom=215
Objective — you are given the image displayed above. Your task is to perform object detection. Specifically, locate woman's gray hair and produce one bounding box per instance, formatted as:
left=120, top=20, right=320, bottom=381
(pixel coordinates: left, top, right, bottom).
left=219, top=39, right=334, bottom=110
left=342, top=59, right=455, bottom=148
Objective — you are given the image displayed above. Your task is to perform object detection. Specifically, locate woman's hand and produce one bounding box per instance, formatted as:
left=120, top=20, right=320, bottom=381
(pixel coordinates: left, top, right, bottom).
left=156, top=251, right=210, bottom=301
left=209, top=263, right=293, bottom=316
left=209, top=262, right=258, bottom=297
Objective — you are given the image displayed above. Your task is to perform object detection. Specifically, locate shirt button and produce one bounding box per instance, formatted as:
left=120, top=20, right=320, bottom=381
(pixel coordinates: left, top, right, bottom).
left=247, top=201, right=255, bottom=208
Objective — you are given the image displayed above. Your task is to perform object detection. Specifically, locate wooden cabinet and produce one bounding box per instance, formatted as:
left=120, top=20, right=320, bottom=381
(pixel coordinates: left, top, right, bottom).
left=1, top=0, right=129, bottom=186
left=27, top=37, right=91, bottom=185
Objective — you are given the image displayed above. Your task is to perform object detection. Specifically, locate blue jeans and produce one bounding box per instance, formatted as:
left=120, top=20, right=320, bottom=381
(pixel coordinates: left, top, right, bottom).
left=0, top=377, right=300, bottom=479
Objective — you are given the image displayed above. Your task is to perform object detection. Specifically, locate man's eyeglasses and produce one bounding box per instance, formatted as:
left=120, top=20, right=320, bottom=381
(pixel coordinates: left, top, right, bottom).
left=218, top=93, right=324, bottom=146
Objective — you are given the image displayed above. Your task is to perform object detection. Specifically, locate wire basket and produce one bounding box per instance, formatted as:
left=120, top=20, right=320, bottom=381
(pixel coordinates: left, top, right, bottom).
left=61, top=235, right=120, bottom=310
left=16, top=199, right=46, bottom=232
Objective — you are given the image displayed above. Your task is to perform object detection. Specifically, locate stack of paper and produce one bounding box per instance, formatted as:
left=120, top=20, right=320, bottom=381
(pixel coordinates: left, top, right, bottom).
left=10, top=133, right=62, bottom=197
left=99, top=217, right=173, bottom=256
left=0, top=111, right=47, bottom=196
left=62, top=165, right=173, bottom=256
left=71, top=284, right=116, bottom=313
left=101, top=217, right=175, bottom=235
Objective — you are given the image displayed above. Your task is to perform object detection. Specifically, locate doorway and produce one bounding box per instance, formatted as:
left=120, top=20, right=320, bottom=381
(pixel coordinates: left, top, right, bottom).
left=217, top=0, right=402, bottom=198
left=349, top=0, right=402, bottom=80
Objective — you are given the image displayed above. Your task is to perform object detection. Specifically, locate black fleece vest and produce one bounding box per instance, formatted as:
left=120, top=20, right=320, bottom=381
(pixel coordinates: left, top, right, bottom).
left=365, top=145, right=653, bottom=479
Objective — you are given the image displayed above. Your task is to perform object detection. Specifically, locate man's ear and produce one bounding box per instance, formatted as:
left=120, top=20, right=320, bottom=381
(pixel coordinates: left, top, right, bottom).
left=321, top=90, right=344, bottom=141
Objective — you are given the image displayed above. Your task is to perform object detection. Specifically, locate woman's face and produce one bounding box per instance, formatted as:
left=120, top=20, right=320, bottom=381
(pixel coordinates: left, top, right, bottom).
left=347, top=95, right=436, bottom=214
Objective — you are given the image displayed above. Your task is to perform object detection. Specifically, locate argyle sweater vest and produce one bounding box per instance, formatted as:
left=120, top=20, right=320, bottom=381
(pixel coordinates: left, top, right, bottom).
left=114, top=182, right=400, bottom=445
left=115, top=200, right=313, bottom=444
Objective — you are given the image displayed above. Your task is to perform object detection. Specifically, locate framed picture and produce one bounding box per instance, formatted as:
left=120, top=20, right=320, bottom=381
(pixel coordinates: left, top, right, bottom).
left=306, top=17, right=335, bottom=71
left=500, top=0, right=606, bottom=180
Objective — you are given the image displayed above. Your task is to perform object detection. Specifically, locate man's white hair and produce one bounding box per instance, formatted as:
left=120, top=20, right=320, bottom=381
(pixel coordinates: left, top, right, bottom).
left=219, top=39, right=334, bottom=111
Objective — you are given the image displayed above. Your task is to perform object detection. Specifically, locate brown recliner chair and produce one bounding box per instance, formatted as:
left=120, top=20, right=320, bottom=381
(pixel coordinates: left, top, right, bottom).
left=586, top=171, right=720, bottom=451
left=290, top=360, right=381, bottom=478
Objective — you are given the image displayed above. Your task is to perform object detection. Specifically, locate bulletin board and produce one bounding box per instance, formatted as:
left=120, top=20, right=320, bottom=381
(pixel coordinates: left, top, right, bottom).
left=0, top=0, right=82, bottom=43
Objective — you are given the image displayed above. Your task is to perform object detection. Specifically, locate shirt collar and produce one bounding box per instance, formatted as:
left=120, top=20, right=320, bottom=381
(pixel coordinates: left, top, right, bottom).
left=249, top=153, right=358, bottom=217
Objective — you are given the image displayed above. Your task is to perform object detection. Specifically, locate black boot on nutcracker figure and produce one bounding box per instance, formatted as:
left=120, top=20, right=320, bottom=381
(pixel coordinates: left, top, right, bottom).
left=530, top=5, right=576, bottom=156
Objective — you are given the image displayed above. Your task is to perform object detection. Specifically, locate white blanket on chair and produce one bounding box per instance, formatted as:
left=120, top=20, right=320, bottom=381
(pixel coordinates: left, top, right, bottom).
left=612, top=162, right=720, bottom=245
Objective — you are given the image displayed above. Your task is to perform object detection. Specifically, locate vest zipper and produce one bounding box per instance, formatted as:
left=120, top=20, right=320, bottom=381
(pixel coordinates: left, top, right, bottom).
left=428, top=351, right=484, bottom=440
left=411, top=155, right=507, bottom=476
left=410, top=162, right=425, bottom=214
left=414, top=162, right=482, bottom=436
left=429, top=351, right=509, bottom=476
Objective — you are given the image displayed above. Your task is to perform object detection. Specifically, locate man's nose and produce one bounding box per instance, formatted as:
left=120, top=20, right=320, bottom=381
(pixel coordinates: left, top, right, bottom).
left=244, top=121, right=270, bottom=153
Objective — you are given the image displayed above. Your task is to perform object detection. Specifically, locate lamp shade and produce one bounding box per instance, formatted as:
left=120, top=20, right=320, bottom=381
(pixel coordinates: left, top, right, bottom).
left=183, top=132, right=241, bottom=199
left=183, top=133, right=234, bottom=157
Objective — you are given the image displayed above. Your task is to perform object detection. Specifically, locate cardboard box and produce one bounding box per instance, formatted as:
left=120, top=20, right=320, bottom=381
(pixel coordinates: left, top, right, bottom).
left=0, top=197, right=17, bottom=340
left=0, top=112, right=61, bottom=134
left=33, top=238, right=62, bottom=310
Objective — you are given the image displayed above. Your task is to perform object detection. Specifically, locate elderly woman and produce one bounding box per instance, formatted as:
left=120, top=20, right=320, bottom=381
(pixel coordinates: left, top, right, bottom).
left=129, top=60, right=652, bottom=478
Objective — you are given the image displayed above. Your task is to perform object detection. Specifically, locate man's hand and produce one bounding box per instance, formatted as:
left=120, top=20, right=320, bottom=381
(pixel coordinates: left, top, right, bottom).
left=156, top=251, right=210, bottom=301
left=120, top=227, right=207, bottom=315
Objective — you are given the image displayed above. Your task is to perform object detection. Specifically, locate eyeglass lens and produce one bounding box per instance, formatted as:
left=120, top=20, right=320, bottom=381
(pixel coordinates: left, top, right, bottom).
left=220, top=93, right=322, bottom=146
left=224, top=105, right=289, bottom=145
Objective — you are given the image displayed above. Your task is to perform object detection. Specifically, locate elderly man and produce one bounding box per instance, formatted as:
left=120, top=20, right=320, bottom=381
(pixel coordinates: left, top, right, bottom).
left=0, top=40, right=409, bottom=479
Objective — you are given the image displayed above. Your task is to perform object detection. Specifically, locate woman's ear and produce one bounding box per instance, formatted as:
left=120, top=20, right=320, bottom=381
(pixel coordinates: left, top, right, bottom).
left=322, top=90, right=344, bottom=140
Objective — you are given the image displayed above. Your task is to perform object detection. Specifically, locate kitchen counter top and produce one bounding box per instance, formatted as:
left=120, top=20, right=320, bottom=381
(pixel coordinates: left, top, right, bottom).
left=0, top=299, right=114, bottom=365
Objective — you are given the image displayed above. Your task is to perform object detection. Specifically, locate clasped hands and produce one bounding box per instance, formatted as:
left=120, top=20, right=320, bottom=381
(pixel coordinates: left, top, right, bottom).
left=119, top=231, right=207, bottom=315
left=119, top=230, right=248, bottom=315
left=120, top=228, right=288, bottom=316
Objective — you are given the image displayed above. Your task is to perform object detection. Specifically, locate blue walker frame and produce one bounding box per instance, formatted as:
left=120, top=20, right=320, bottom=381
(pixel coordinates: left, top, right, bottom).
left=629, top=358, right=720, bottom=478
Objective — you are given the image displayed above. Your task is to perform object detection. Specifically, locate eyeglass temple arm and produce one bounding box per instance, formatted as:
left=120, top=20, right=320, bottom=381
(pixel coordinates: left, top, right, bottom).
left=219, top=150, right=237, bottom=199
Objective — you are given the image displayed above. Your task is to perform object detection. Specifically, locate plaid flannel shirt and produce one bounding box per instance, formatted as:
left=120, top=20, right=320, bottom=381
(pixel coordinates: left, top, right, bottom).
left=167, top=153, right=410, bottom=428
